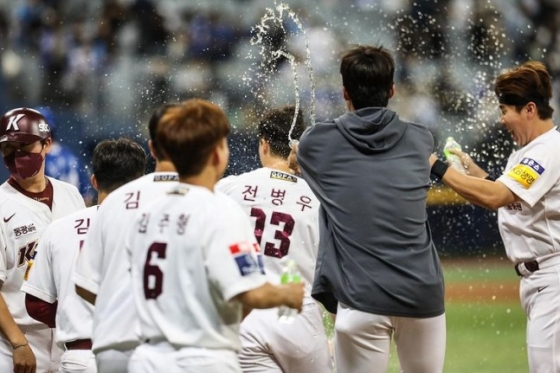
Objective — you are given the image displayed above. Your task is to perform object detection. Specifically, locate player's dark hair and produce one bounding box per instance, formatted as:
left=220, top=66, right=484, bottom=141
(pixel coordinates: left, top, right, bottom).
left=495, top=61, right=554, bottom=120
left=340, top=45, right=395, bottom=110
left=148, top=103, right=180, bottom=161
left=157, top=99, right=230, bottom=177
left=92, top=138, right=147, bottom=193
left=258, top=106, right=305, bottom=159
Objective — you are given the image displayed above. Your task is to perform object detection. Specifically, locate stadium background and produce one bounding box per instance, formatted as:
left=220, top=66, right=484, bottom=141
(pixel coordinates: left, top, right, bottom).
left=3, top=0, right=558, bottom=256
left=2, top=1, right=559, bottom=371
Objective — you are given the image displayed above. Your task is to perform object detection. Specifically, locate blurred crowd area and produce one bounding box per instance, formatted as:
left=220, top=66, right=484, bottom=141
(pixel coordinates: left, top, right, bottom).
left=0, top=0, right=559, bottom=177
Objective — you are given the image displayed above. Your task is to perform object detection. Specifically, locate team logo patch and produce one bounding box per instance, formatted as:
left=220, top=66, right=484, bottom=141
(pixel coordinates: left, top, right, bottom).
left=507, top=157, right=544, bottom=189
left=270, top=171, right=297, bottom=183
left=38, top=121, right=50, bottom=132
left=154, top=174, right=179, bottom=182
left=229, top=242, right=265, bottom=276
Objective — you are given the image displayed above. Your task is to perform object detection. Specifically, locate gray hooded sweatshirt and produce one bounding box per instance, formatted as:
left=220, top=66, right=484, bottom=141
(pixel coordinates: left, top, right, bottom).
left=298, top=107, right=444, bottom=317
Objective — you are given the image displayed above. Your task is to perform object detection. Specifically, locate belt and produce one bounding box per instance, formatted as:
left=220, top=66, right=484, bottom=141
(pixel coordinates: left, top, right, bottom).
left=515, top=260, right=539, bottom=276
left=515, top=255, right=560, bottom=276
left=64, top=339, right=92, bottom=350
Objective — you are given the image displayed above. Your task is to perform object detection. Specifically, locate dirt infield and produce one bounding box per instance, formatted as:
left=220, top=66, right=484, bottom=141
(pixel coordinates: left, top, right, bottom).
left=442, top=258, right=520, bottom=303
left=446, top=281, right=519, bottom=303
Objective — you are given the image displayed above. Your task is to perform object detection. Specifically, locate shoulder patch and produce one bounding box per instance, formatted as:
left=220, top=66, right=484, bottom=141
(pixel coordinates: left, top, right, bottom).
left=507, top=157, right=544, bottom=189
left=229, top=242, right=264, bottom=276
left=270, top=171, right=297, bottom=183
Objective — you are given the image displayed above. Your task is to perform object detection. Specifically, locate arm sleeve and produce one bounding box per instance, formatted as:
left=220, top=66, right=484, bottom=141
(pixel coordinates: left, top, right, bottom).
left=497, top=147, right=560, bottom=207
left=73, top=214, right=104, bottom=294
left=205, top=200, right=267, bottom=302
left=25, top=294, right=57, bottom=328
left=21, top=225, right=57, bottom=303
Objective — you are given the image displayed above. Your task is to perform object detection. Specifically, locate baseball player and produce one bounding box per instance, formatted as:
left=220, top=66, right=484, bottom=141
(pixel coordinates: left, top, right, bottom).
left=21, top=138, right=147, bottom=373
left=431, top=61, right=560, bottom=373
left=0, top=108, right=85, bottom=373
left=127, top=99, right=304, bottom=373
left=73, top=104, right=179, bottom=373
left=290, top=46, right=446, bottom=373
left=217, top=106, right=332, bottom=372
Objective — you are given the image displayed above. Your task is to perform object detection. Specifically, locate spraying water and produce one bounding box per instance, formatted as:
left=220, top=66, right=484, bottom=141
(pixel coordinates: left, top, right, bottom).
left=247, top=1, right=316, bottom=146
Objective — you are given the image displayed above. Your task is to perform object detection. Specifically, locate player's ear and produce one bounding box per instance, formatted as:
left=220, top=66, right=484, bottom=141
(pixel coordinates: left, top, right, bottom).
left=389, top=84, right=395, bottom=99
left=90, top=174, right=99, bottom=192
left=343, top=87, right=350, bottom=101
left=42, top=137, right=53, bottom=153
left=148, top=140, right=157, bottom=160
left=260, top=138, right=269, bottom=155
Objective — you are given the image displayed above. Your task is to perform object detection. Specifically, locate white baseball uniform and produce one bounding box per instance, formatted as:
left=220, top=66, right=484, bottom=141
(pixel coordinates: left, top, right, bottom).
left=21, top=205, right=99, bottom=373
left=0, top=177, right=85, bottom=372
left=217, top=167, right=332, bottom=373
left=497, top=127, right=560, bottom=373
left=72, top=172, right=178, bottom=373
left=127, top=183, right=267, bottom=373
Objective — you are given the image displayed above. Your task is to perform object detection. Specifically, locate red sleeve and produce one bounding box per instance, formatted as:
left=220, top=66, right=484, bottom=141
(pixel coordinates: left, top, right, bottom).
left=25, top=294, right=57, bottom=328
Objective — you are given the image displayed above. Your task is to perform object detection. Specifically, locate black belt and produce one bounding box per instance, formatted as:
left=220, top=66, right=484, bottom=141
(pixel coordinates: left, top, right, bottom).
left=64, top=339, right=92, bottom=350
left=515, top=260, right=539, bottom=276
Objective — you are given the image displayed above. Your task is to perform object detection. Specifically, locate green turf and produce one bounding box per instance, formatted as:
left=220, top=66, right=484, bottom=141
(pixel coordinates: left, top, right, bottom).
left=326, top=261, right=528, bottom=372
left=386, top=302, right=527, bottom=373
left=441, top=259, right=518, bottom=283
left=389, top=261, right=527, bottom=373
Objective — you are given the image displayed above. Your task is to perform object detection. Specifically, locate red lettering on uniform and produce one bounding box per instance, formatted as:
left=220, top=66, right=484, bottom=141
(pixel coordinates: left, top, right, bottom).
left=249, top=208, right=294, bottom=258
left=74, top=218, right=90, bottom=235
left=243, top=185, right=258, bottom=201
left=17, top=240, right=39, bottom=267
left=271, top=189, right=286, bottom=206
left=297, top=196, right=313, bottom=211
left=143, top=242, right=167, bottom=300
left=125, top=191, right=141, bottom=209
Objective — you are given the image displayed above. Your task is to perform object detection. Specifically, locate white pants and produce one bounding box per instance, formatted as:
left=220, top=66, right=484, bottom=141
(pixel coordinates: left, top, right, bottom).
left=334, top=303, right=446, bottom=373
left=60, top=350, right=96, bottom=373
left=128, top=343, right=241, bottom=373
left=95, top=349, right=132, bottom=373
left=520, top=264, right=560, bottom=373
left=0, top=326, right=62, bottom=373
left=239, top=300, right=333, bottom=373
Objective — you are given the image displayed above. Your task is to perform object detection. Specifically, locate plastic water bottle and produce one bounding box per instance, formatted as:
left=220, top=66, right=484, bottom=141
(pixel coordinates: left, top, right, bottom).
left=278, top=260, right=301, bottom=324
left=443, top=137, right=465, bottom=173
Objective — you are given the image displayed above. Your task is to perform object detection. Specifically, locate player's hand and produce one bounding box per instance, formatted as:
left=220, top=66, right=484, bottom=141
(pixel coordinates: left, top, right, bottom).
left=12, top=342, right=36, bottom=373
left=282, top=282, right=304, bottom=312
left=447, top=149, right=488, bottom=179
left=288, top=142, right=301, bottom=175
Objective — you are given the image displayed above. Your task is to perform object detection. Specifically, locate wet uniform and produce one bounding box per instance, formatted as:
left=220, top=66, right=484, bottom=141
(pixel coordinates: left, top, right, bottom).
left=128, top=184, right=267, bottom=373
left=73, top=172, right=178, bottom=373
left=217, top=167, right=332, bottom=373
left=497, top=127, right=560, bottom=373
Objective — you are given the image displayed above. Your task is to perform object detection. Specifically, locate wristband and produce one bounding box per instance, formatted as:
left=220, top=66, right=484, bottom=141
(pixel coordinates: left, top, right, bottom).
left=431, top=159, right=449, bottom=179
left=12, top=341, right=28, bottom=350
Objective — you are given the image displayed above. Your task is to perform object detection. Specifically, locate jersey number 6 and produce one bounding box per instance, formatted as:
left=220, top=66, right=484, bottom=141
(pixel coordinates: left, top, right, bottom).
left=250, top=208, right=294, bottom=259
left=143, top=242, right=167, bottom=300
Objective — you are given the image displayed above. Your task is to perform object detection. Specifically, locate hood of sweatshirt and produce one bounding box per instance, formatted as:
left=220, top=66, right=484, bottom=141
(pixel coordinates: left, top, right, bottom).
left=335, top=107, right=407, bottom=154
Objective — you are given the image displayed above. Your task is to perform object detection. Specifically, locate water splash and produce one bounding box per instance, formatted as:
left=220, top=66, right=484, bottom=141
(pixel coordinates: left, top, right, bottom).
left=246, top=1, right=316, bottom=144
